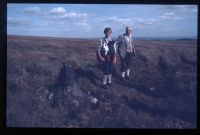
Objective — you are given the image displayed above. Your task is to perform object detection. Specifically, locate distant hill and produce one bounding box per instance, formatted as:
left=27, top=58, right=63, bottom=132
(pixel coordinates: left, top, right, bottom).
left=7, top=35, right=197, bottom=41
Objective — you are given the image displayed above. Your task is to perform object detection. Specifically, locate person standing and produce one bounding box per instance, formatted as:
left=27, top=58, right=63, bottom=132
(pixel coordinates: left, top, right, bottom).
left=97, top=27, right=117, bottom=89
left=117, top=26, right=136, bottom=81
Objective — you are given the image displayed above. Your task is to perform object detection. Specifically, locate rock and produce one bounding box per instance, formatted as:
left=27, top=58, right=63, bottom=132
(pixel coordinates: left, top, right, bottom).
left=48, top=93, right=54, bottom=100
left=71, top=87, right=84, bottom=97
left=56, top=62, right=76, bottom=89
left=46, top=62, right=88, bottom=109
left=175, top=71, right=180, bottom=76
left=72, top=100, right=79, bottom=107
left=150, top=86, right=155, bottom=91
left=87, top=91, right=91, bottom=96
left=90, top=96, right=98, bottom=104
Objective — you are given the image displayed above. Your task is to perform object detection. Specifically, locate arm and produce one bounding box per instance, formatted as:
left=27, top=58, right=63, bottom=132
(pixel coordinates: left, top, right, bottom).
left=114, top=42, right=117, bottom=54
left=97, top=38, right=105, bottom=61
left=116, top=35, right=122, bottom=54
left=132, top=37, right=136, bottom=57
left=116, top=35, right=122, bottom=44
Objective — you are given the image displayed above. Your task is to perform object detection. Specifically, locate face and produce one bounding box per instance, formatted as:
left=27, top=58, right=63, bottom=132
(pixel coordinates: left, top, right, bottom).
left=126, top=27, right=132, bottom=35
left=105, top=30, right=112, bottom=38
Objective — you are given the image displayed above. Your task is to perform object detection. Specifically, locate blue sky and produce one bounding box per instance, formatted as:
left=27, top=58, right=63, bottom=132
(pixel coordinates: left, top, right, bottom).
left=7, top=4, right=198, bottom=38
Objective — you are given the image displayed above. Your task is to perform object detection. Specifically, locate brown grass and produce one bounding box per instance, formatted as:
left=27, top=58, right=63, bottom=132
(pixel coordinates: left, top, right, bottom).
left=7, top=35, right=197, bottom=128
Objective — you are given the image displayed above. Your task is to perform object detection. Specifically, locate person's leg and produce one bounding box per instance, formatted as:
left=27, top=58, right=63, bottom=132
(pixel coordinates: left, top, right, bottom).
left=120, top=55, right=126, bottom=79
left=124, top=53, right=129, bottom=74
left=108, top=62, right=113, bottom=85
left=103, top=59, right=110, bottom=89
left=102, top=61, right=109, bottom=86
left=112, top=64, right=117, bottom=78
left=126, top=68, right=130, bottom=77
left=127, top=52, right=133, bottom=68
left=108, top=74, right=112, bottom=85
left=103, top=75, right=108, bottom=85
left=125, top=52, right=133, bottom=79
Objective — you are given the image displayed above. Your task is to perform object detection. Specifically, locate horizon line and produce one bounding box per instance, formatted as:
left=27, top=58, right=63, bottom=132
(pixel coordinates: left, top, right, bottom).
left=7, top=34, right=197, bottom=40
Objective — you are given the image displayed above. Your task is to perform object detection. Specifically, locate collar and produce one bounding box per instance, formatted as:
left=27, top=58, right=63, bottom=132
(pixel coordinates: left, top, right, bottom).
left=124, top=34, right=132, bottom=38
left=104, top=37, right=112, bottom=43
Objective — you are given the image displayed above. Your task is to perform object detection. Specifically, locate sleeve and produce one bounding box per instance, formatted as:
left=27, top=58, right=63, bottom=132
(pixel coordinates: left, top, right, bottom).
left=98, top=38, right=103, bottom=51
left=116, top=35, right=122, bottom=44
left=132, top=37, right=136, bottom=55
left=116, top=35, right=122, bottom=51
left=131, top=37, right=133, bottom=47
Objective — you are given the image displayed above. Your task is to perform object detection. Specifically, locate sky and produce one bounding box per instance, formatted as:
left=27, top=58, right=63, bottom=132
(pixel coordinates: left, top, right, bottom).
left=7, top=4, right=198, bottom=38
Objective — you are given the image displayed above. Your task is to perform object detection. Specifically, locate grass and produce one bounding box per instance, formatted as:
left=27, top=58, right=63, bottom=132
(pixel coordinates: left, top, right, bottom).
left=7, top=35, right=197, bottom=128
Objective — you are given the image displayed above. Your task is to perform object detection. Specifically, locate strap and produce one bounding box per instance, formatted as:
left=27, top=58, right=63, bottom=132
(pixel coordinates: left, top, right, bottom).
left=103, top=37, right=107, bottom=44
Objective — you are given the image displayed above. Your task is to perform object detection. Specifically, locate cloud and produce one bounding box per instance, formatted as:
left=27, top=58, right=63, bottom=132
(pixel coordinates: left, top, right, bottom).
left=163, top=28, right=179, bottom=32
left=50, top=7, right=66, bottom=14
left=192, top=8, right=198, bottom=12
left=47, top=7, right=88, bottom=20
left=23, top=7, right=41, bottom=14
left=44, top=9, right=91, bottom=32
left=72, top=22, right=91, bottom=32
left=101, top=16, right=155, bottom=29
left=173, top=17, right=184, bottom=20
left=158, top=15, right=171, bottom=19
left=149, top=18, right=159, bottom=22
left=84, top=26, right=91, bottom=32
left=105, top=13, right=185, bottom=29
left=44, top=11, right=88, bottom=22
left=7, top=17, right=32, bottom=26
left=107, top=16, right=131, bottom=23
left=165, top=5, right=197, bottom=12
left=85, top=12, right=185, bottom=33
left=73, top=22, right=88, bottom=26
left=60, top=12, right=88, bottom=20
left=156, top=12, right=184, bottom=21
left=163, top=12, right=174, bottom=16
left=103, top=16, right=133, bottom=26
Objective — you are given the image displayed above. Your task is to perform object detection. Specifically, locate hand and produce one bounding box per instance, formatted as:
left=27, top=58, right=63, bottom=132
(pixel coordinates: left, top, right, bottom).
left=133, top=52, right=136, bottom=58
left=101, top=57, right=105, bottom=61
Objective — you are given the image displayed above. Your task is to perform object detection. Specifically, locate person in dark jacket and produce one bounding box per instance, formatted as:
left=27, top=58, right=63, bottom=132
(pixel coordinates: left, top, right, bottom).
left=97, top=27, right=117, bottom=89
left=117, top=26, right=136, bottom=81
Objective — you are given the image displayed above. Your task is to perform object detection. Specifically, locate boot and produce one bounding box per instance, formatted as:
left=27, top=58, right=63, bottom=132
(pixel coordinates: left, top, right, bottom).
left=102, top=75, right=108, bottom=89
left=121, top=71, right=125, bottom=81
left=126, top=69, right=130, bottom=80
left=107, top=74, right=112, bottom=86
